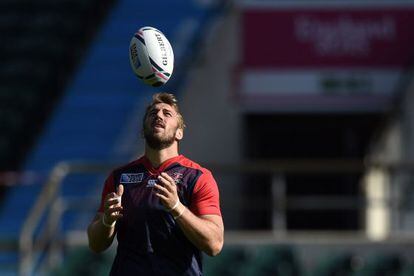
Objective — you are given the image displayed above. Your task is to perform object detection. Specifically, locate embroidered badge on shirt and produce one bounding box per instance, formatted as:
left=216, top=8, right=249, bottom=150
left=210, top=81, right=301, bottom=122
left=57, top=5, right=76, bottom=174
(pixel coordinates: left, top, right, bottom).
left=146, top=179, right=157, bottom=188
left=120, top=173, right=144, bottom=184
left=172, top=172, right=183, bottom=185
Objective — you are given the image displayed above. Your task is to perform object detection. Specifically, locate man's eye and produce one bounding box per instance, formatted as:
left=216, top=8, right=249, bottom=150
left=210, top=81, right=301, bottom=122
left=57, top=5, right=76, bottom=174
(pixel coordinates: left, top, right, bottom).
left=165, top=112, right=172, bottom=117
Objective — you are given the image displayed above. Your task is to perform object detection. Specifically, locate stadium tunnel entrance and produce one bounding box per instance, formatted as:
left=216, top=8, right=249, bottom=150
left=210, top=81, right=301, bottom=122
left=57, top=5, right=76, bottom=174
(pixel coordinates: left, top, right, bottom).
left=243, top=112, right=385, bottom=231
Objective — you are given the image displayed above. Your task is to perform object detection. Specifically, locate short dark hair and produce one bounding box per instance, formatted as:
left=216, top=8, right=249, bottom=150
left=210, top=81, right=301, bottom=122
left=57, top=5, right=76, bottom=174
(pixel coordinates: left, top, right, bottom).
left=143, top=92, right=186, bottom=129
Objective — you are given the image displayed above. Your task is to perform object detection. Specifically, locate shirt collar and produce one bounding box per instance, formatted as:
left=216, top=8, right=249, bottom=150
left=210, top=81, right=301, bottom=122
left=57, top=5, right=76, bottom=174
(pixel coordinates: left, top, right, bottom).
left=142, top=155, right=183, bottom=174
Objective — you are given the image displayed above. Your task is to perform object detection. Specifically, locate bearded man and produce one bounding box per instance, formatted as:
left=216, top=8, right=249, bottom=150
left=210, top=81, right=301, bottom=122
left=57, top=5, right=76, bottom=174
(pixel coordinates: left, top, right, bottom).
left=87, top=92, right=224, bottom=275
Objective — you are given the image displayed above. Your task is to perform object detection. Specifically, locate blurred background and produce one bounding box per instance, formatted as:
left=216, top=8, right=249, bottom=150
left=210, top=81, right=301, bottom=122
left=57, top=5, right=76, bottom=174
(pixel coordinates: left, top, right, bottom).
left=1, top=0, right=414, bottom=275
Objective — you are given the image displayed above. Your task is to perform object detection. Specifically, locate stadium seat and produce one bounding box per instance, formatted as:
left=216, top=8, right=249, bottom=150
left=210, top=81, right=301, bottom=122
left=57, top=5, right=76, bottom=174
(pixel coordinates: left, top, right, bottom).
left=242, top=245, right=302, bottom=276
left=311, top=252, right=355, bottom=276
left=352, top=253, right=404, bottom=276
left=50, top=246, right=114, bottom=276
left=204, top=245, right=250, bottom=276
left=400, top=263, right=414, bottom=276
left=0, top=251, right=18, bottom=276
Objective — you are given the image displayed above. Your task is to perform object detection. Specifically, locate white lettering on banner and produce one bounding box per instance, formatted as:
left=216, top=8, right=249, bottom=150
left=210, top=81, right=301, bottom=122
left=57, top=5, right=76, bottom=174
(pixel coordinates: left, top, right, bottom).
left=295, top=16, right=396, bottom=56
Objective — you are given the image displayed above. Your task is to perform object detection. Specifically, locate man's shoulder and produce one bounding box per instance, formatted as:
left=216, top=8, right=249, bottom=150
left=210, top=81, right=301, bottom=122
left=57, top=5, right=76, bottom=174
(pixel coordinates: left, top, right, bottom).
left=178, top=155, right=212, bottom=176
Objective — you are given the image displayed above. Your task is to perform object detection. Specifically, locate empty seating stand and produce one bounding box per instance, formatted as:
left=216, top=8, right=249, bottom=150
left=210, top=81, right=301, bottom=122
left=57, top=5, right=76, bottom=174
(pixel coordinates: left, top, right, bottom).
left=0, top=0, right=111, bottom=171
left=0, top=0, right=224, bottom=274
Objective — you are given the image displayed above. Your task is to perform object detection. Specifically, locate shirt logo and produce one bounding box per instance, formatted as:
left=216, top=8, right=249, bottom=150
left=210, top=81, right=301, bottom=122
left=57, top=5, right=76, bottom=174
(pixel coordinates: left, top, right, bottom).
left=120, top=173, right=144, bottom=184
left=146, top=179, right=157, bottom=188
left=172, top=172, right=183, bottom=185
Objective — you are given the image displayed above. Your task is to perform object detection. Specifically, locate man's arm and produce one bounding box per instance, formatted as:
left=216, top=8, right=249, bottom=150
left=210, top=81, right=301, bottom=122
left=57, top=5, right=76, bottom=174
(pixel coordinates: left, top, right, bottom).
left=172, top=206, right=224, bottom=256
left=87, top=185, right=124, bottom=253
left=87, top=212, right=117, bottom=253
left=155, top=172, right=224, bottom=256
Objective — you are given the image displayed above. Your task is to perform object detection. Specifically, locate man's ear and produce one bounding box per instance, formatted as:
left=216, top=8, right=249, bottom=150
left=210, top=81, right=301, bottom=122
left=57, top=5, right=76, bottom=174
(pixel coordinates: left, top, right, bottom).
left=175, top=128, right=183, bottom=141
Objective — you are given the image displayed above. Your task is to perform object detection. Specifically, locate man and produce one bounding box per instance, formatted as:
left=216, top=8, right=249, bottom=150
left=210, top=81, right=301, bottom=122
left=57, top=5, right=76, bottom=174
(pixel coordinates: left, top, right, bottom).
left=87, top=92, right=224, bottom=275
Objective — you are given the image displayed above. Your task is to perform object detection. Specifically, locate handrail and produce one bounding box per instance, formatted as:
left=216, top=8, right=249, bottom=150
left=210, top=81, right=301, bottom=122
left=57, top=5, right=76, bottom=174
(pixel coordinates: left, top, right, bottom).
left=18, top=162, right=70, bottom=276
left=17, top=161, right=118, bottom=276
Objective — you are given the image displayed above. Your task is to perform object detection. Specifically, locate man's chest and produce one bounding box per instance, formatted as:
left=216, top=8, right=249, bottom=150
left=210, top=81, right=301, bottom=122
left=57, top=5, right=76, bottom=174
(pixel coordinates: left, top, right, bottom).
left=114, top=166, right=198, bottom=208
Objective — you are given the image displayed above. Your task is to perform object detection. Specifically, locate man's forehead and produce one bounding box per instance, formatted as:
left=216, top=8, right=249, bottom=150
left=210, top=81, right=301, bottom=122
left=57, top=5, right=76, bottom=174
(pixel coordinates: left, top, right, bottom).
left=150, top=103, right=176, bottom=112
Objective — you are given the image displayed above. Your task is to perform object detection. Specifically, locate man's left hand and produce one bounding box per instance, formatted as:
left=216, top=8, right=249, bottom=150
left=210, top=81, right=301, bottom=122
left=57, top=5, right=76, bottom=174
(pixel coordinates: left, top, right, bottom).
left=154, top=172, right=179, bottom=210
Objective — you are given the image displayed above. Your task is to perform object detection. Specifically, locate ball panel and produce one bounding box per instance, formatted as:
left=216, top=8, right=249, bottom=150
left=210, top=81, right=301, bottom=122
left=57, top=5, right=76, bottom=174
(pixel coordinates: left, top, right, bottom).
left=129, top=36, right=153, bottom=78
left=142, top=28, right=173, bottom=74
left=129, top=39, right=141, bottom=69
left=133, top=33, right=146, bottom=45
left=162, top=35, right=174, bottom=74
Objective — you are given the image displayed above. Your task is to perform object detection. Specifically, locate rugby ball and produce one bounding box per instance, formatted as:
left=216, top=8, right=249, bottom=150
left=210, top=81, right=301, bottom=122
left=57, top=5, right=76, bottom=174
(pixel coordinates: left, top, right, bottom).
left=129, top=26, right=174, bottom=87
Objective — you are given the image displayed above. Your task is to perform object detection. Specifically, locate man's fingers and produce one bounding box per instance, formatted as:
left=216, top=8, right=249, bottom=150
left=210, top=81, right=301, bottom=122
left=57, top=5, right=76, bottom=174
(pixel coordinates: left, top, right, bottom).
left=105, top=190, right=122, bottom=209
left=107, top=197, right=121, bottom=206
left=105, top=199, right=120, bottom=211
left=158, top=175, right=175, bottom=192
left=102, top=186, right=124, bottom=225
left=155, top=193, right=168, bottom=201
left=111, top=213, right=124, bottom=220
left=105, top=213, right=123, bottom=222
left=161, top=172, right=175, bottom=183
left=117, top=184, right=124, bottom=197
left=113, top=214, right=123, bottom=220
left=108, top=206, right=123, bottom=213
left=105, top=206, right=123, bottom=219
left=104, top=192, right=117, bottom=201
left=154, top=184, right=169, bottom=195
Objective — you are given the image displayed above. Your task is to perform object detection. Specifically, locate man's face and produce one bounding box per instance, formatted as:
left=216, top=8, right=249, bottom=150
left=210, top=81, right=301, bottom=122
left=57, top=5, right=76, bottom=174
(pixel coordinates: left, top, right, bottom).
left=143, top=103, right=183, bottom=150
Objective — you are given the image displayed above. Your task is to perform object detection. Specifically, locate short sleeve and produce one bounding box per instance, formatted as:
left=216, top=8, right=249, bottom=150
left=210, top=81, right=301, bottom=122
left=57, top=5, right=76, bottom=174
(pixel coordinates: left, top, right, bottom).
left=98, top=173, right=115, bottom=212
left=189, top=170, right=221, bottom=217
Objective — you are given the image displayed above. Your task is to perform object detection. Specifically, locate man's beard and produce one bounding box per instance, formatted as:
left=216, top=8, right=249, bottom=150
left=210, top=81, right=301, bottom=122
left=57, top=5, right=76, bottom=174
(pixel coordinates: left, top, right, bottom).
left=143, top=126, right=176, bottom=150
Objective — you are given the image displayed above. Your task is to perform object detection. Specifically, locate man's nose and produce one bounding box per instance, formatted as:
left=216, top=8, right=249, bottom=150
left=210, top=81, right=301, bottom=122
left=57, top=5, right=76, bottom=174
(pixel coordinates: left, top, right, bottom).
left=155, top=110, right=164, bottom=119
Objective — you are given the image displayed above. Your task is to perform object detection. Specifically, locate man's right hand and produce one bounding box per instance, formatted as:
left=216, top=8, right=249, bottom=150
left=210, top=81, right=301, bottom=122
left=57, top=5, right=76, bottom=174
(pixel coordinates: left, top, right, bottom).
left=103, top=184, right=124, bottom=225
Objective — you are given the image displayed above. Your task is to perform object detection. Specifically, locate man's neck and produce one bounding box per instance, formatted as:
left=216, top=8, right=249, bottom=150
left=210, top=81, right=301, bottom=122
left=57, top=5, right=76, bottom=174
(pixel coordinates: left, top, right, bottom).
left=144, top=144, right=179, bottom=168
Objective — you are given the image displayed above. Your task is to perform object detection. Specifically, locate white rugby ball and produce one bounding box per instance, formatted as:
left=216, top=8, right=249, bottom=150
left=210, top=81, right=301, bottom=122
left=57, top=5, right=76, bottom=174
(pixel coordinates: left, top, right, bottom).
left=129, top=26, right=174, bottom=87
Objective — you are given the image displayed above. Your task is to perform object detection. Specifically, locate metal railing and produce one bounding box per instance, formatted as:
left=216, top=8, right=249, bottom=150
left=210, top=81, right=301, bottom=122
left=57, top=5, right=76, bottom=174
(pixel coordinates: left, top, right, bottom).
left=18, top=162, right=116, bottom=276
